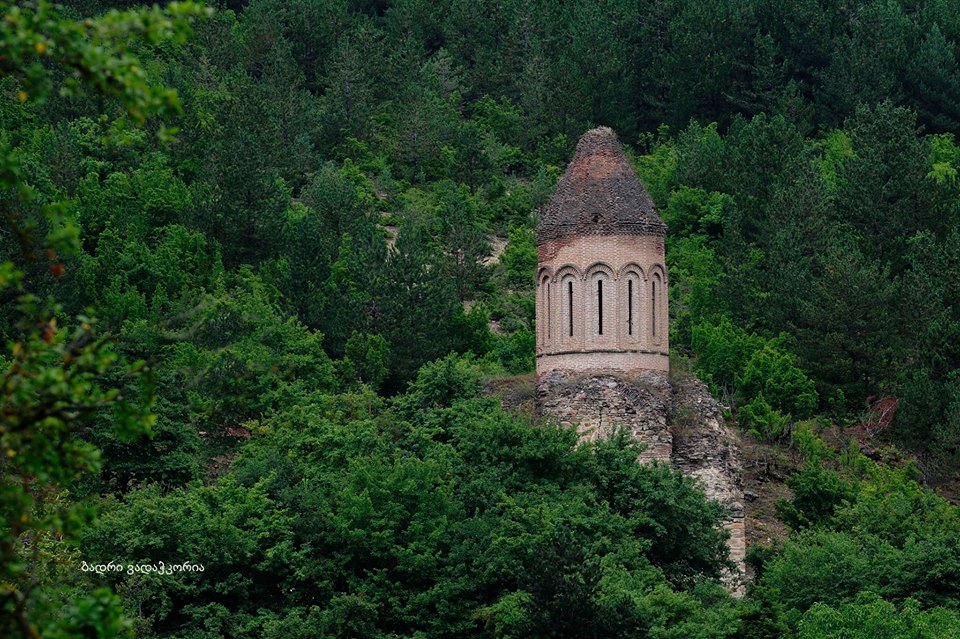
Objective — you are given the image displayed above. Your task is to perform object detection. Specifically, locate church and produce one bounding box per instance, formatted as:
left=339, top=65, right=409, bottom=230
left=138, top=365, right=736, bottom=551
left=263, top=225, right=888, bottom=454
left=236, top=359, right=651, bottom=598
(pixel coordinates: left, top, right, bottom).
left=534, top=127, right=746, bottom=590
left=536, top=126, right=669, bottom=376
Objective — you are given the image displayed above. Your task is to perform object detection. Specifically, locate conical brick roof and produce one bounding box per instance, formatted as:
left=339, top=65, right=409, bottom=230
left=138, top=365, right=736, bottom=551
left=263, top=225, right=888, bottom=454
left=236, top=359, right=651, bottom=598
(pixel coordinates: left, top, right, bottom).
left=537, top=127, right=665, bottom=242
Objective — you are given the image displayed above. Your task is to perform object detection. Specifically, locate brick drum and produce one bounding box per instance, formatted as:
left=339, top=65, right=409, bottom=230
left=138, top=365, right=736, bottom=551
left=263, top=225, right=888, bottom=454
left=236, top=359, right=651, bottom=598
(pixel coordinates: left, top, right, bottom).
left=537, top=234, right=669, bottom=375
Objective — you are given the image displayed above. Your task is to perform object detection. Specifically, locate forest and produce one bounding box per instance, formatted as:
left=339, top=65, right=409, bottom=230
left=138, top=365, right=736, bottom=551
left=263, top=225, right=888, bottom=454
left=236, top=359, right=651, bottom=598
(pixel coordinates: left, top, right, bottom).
left=3, top=0, right=960, bottom=637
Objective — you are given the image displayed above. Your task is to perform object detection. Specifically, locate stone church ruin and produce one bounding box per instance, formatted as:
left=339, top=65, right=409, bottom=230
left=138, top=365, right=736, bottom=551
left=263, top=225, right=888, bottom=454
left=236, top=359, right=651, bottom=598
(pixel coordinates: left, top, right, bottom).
left=534, top=127, right=746, bottom=588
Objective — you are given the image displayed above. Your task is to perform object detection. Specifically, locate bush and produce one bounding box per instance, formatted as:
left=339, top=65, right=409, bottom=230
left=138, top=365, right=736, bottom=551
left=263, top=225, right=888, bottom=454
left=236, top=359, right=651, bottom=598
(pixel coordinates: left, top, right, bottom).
left=797, top=592, right=960, bottom=639
left=763, top=430, right=960, bottom=629
left=691, top=316, right=763, bottom=398
left=738, top=394, right=791, bottom=442
left=499, top=225, right=537, bottom=292
left=341, top=331, right=390, bottom=391
left=85, top=386, right=737, bottom=638
left=490, top=326, right=535, bottom=374
left=397, top=352, right=486, bottom=412
left=737, top=342, right=818, bottom=419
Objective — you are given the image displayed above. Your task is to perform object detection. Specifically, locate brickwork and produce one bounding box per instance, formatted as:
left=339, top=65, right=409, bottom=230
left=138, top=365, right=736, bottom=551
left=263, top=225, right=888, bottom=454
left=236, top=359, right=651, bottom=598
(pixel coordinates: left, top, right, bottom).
left=536, top=234, right=668, bottom=376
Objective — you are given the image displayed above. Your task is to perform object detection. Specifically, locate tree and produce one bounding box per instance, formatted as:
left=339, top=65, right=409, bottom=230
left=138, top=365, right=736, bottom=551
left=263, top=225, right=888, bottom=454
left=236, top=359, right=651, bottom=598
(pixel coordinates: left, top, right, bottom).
left=798, top=593, right=960, bottom=639
left=737, top=342, right=818, bottom=419
left=691, top=315, right=763, bottom=400
left=378, top=220, right=464, bottom=387
left=0, top=2, right=208, bottom=637
left=763, top=431, right=960, bottom=629
left=84, top=359, right=736, bottom=638
left=817, top=0, right=911, bottom=127
left=432, top=181, right=490, bottom=302
left=907, top=25, right=960, bottom=133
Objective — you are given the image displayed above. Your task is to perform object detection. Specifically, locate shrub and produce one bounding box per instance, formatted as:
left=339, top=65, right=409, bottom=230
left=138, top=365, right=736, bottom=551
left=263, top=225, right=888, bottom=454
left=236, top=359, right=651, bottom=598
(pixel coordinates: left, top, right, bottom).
left=691, top=316, right=762, bottom=398
left=738, top=394, right=791, bottom=442
left=737, top=342, right=818, bottom=418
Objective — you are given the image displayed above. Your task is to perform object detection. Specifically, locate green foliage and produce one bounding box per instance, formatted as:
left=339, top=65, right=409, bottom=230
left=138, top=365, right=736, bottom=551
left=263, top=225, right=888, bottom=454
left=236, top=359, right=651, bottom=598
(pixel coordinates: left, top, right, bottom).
left=8, top=0, right=960, bottom=636
left=165, top=271, right=336, bottom=437
left=797, top=593, right=960, bottom=639
left=396, top=352, right=485, bottom=413
left=378, top=220, right=472, bottom=387
left=737, top=586, right=790, bottom=639
left=0, top=2, right=207, bottom=636
left=893, top=227, right=960, bottom=472
left=82, top=479, right=293, bottom=639
left=814, top=130, right=855, bottom=192
left=666, top=234, right=725, bottom=351
left=341, top=331, right=390, bottom=392
left=82, top=371, right=735, bottom=639
left=0, top=294, right=153, bottom=638
left=499, top=225, right=536, bottom=292
left=691, top=314, right=816, bottom=440
left=738, top=394, right=791, bottom=443
left=775, top=427, right=857, bottom=530
left=927, top=133, right=960, bottom=184
left=489, top=326, right=535, bottom=375
left=691, top=316, right=762, bottom=399
left=761, top=430, right=960, bottom=632
left=663, top=186, right=731, bottom=239
left=738, top=342, right=818, bottom=420
left=0, top=0, right=209, bottom=125
left=633, top=127, right=677, bottom=206
left=430, top=181, right=491, bottom=301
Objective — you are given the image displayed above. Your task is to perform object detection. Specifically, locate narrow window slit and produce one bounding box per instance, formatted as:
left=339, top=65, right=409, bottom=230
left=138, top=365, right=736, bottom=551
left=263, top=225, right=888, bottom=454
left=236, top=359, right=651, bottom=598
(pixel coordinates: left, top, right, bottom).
left=652, top=280, right=657, bottom=337
left=568, top=281, right=574, bottom=337
left=627, top=279, right=633, bottom=335
left=597, top=279, right=603, bottom=335
left=546, top=284, right=551, bottom=339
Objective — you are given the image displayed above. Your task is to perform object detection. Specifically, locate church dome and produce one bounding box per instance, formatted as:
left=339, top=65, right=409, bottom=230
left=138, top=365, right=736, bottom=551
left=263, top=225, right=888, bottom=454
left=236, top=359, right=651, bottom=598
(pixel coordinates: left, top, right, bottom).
left=537, top=127, right=666, bottom=243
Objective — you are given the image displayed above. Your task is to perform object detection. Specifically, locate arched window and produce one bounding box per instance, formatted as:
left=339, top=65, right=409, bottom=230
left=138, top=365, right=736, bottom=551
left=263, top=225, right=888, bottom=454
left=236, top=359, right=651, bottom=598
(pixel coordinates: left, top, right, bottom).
left=586, top=264, right=613, bottom=342
left=537, top=275, right=551, bottom=348
left=555, top=268, right=581, bottom=344
left=618, top=267, right=643, bottom=344
left=650, top=278, right=657, bottom=337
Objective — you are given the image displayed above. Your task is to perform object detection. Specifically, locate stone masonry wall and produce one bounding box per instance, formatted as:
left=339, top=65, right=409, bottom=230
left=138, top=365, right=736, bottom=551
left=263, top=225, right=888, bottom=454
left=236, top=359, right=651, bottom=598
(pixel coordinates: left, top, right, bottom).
left=536, top=370, right=673, bottom=463
left=536, top=370, right=745, bottom=592
left=669, top=374, right=746, bottom=591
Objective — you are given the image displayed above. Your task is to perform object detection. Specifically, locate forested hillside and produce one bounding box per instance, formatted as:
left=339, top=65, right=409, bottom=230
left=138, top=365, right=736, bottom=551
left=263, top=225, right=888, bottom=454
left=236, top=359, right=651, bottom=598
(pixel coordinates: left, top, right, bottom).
left=3, top=1, right=960, bottom=637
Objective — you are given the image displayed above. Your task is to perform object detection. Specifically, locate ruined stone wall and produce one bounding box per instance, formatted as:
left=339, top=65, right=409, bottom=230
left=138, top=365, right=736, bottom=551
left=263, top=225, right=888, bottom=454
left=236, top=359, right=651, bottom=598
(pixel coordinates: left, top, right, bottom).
left=669, top=375, right=745, bottom=590
left=536, top=370, right=745, bottom=591
left=537, top=370, right=673, bottom=463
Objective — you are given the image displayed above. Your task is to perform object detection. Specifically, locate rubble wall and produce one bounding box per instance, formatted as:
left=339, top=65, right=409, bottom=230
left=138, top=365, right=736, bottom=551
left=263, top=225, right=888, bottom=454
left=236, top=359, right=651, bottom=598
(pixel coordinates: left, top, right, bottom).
left=536, top=370, right=745, bottom=591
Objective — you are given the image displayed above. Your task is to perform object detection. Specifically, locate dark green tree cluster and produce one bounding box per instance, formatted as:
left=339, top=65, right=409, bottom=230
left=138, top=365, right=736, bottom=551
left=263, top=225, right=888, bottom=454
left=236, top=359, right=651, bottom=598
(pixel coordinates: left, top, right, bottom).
left=8, top=0, right=956, bottom=469
left=642, top=107, right=960, bottom=466
left=1, top=2, right=209, bottom=636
